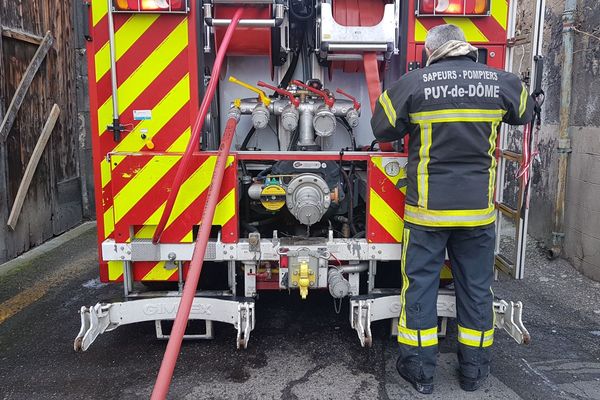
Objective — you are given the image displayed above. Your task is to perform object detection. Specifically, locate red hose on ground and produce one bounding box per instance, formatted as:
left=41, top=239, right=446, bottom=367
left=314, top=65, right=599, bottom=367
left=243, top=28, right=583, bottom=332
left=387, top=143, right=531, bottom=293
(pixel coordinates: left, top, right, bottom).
left=149, top=10, right=243, bottom=400
left=152, top=8, right=244, bottom=244
left=150, top=117, right=239, bottom=400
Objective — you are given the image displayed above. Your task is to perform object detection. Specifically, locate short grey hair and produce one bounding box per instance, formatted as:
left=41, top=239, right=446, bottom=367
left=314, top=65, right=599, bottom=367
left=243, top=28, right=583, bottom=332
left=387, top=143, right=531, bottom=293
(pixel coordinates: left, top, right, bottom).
left=425, top=24, right=466, bottom=52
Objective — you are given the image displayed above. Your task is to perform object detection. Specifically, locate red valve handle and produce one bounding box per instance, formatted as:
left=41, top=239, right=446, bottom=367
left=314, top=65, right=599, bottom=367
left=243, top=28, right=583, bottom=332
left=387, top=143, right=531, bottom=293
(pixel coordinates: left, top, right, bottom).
left=257, top=81, right=300, bottom=108
left=292, top=80, right=335, bottom=108
left=336, top=88, right=361, bottom=111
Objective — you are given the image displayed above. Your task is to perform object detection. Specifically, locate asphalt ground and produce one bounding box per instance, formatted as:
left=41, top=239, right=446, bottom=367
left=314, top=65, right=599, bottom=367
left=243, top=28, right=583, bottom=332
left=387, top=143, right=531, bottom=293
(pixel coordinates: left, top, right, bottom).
left=1, top=224, right=599, bottom=399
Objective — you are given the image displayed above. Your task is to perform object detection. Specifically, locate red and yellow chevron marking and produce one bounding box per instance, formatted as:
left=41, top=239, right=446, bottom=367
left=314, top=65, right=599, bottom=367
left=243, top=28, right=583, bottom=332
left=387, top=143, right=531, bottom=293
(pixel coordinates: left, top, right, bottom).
left=105, top=153, right=238, bottom=282
left=414, top=0, right=508, bottom=44
left=367, top=157, right=407, bottom=243
left=87, top=2, right=200, bottom=282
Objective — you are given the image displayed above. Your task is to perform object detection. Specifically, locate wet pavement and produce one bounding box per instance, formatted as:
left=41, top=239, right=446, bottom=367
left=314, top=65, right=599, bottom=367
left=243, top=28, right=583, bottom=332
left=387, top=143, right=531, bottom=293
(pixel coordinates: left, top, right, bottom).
left=1, top=224, right=599, bottom=399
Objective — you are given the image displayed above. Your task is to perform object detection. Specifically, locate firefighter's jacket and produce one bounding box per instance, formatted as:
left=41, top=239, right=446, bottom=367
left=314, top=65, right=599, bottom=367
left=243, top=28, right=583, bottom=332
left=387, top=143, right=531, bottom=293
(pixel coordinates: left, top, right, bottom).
left=372, top=54, right=534, bottom=228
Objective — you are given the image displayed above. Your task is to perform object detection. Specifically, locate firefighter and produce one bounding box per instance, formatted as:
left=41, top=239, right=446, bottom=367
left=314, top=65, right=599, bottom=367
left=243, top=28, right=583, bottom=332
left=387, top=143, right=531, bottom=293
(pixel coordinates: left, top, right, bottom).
left=371, top=24, right=533, bottom=394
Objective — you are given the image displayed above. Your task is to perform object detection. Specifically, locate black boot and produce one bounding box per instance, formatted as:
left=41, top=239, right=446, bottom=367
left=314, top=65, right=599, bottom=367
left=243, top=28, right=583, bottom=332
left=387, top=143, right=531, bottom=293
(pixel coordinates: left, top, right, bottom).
left=459, top=374, right=488, bottom=392
left=396, top=357, right=434, bottom=395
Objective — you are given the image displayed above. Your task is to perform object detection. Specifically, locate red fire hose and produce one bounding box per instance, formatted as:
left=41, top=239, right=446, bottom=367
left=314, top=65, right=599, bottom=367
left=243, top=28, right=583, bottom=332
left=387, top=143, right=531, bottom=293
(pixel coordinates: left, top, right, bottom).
left=152, top=8, right=244, bottom=245
left=150, top=10, right=243, bottom=400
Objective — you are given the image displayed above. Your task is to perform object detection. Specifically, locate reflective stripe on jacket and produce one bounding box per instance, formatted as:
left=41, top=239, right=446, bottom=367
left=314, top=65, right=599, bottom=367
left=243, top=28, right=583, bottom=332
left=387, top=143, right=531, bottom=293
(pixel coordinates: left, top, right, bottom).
left=371, top=54, right=534, bottom=228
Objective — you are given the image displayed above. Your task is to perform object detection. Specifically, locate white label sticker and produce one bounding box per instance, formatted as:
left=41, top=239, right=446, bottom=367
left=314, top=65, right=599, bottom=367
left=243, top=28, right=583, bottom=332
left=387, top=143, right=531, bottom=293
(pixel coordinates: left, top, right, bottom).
left=133, top=110, right=152, bottom=121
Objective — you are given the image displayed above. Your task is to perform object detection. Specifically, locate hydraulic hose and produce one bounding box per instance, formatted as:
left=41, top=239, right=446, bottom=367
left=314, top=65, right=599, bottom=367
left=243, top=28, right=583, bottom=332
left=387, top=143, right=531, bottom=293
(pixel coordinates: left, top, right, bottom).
left=152, top=8, right=244, bottom=244
left=150, top=117, right=240, bottom=400
left=150, top=10, right=243, bottom=400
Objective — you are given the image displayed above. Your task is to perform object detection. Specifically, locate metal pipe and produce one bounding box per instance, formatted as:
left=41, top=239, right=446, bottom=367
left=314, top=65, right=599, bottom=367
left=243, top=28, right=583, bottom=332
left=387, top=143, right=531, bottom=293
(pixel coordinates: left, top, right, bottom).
left=298, top=110, right=315, bottom=146
left=106, top=0, right=123, bottom=140
left=152, top=8, right=243, bottom=244
left=151, top=117, right=240, bottom=400
left=208, top=18, right=279, bottom=27
left=550, top=0, right=576, bottom=258
left=337, top=263, right=369, bottom=274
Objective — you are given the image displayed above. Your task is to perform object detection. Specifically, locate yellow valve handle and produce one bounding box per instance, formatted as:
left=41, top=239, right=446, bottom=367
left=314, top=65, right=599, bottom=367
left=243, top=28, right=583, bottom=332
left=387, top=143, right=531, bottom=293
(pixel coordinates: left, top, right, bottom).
left=229, top=76, right=271, bottom=107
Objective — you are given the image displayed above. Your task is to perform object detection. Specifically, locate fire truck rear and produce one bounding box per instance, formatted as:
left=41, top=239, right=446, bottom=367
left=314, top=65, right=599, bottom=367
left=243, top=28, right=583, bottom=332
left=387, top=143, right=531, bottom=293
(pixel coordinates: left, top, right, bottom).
left=75, top=0, right=530, bottom=351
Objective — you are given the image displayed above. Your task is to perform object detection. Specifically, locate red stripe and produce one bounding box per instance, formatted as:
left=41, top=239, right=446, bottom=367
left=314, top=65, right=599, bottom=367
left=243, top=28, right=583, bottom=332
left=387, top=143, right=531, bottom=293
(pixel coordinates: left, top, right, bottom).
left=97, top=50, right=189, bottom=155
left=160, top=164, right=237, bottom=242
left=91, top=14, right=129, bottom=51
left=368, top=217, right=398, bottom=243
left=112, top=161, right=181, bottom=242
left=370, top=164, right=406, bottom=218
left=95, top=15, right=182, bottom=101
left=106, top=105, right=191, bottom=190
left=471, top=16, right=506, bottom=44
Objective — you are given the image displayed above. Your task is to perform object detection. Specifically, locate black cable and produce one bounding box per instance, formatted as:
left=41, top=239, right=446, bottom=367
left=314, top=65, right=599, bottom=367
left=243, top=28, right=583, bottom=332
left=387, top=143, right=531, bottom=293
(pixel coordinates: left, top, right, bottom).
left=336, top=117, right=357, bottom=151
left=240, top=127, right=257, bottom=151
left=338, top=158, right=357, bottom=236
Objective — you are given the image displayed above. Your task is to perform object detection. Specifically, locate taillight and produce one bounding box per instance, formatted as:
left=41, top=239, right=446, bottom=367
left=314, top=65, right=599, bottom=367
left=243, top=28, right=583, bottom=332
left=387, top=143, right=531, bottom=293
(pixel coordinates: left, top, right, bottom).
left=113, top=0, right=187, bottom=12
left=417, top=0, right=490, bottom=16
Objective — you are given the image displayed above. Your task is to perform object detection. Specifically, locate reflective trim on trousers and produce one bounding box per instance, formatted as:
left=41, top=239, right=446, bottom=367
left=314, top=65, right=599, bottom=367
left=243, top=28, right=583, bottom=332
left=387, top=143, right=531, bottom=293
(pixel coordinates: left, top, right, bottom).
left=398, top=326, right=439, bottom=347
left=458, top=325, right=494, bottom=348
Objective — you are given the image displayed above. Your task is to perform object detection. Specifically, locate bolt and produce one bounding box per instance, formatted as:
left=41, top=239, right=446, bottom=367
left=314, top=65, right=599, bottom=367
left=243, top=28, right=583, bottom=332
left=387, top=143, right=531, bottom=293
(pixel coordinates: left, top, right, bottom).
left=293, top=271, right=298, bottom=275
left=230, top=246, right=234, bottom=250
left=378, top=250, right=382, bottom=254
left=293, top=282, right=298, bottom=286
left=309, top=281, right=314, bottom=286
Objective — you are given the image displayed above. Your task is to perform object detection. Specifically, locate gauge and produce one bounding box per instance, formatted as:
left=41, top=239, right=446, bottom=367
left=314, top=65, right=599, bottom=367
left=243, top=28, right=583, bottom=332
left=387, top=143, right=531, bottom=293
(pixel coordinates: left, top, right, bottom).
left=384, top=161, right=401, bottom=177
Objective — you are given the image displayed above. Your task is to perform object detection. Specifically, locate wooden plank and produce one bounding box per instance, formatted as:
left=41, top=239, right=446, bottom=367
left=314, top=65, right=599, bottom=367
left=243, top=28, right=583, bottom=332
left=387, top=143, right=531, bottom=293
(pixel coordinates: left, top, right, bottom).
left=1, top=27, right=44, bottom=45
left=0, top=31, right=53, bottom=143
left=7, top=104, right=61, bottom=230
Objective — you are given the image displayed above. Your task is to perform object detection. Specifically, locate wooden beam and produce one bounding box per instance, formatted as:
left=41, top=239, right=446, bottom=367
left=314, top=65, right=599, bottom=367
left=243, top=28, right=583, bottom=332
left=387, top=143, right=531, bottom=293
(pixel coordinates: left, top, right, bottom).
left=0, top=31, right=54, bottom=143
left=7, top=104, right=61, bottom=230
left=1, top=27, right=44, bottom=45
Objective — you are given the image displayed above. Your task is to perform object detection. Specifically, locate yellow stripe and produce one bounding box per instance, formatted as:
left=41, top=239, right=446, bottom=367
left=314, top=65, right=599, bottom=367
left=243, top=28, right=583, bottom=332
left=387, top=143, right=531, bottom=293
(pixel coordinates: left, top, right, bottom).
left=101, top=155, right=112, bottom=189
left=378, top=96, right=396, bottom=128
left=406, top=204, right=496, bottom=217
left=95, top=14, right=160, bottom=83
left=166, top=127, right=192, bottom=152
left=491, top=0, right=509, bottom=30
left=113, top=156, right=179, bottom=223
left=417, top=123, right=432, bottom=208
left=101, top=74, right=191, bottom=188
left=103, top=205, right=115, bottom=238
left=383, top=91, right=397, bottom=121
left=369, top=189, right=403, bottom=242
left=213, top=189, right=237, bottom=226
left=415, top=116, right=503, bottom=123
left=399, top=228, right=410, bottom=327
left=92, top=0, right=109, bottom=26
left=108, top=261, right=123, bottom=281
left=519, top=84, right=528, bottom=118
left=142, top=262, right=177, bottom=281
left=165, top=158, right=219, bottom=227
left=442, top=17, right=488, bottom=42
left=97, top=19, right=188, bottom=136
left=415, top=20, right=428, bottom=42
left=410, top=109, right=506, bottom=118
left=487, top=121, right=499, bottom=204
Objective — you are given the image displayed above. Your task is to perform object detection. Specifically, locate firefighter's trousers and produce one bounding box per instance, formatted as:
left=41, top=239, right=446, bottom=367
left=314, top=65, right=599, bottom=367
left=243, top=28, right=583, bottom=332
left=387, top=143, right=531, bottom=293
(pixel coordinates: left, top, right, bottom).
left=398, top=224, right=495, bottom=382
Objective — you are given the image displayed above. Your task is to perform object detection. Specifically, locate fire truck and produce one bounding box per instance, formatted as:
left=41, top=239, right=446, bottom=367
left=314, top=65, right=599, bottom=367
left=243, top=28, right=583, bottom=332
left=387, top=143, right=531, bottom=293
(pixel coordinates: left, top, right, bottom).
left=75, top=0, right=538, bottom=351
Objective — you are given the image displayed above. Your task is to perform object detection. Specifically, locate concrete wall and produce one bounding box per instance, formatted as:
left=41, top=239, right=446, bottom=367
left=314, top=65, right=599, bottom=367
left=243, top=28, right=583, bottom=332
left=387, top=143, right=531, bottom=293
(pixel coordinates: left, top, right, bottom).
left=518, top=0, right=600, bottom=281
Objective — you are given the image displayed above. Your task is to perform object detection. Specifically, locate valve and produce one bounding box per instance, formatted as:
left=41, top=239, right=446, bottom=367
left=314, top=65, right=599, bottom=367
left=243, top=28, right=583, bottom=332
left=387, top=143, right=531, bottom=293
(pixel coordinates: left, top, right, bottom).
left=229, top=76, right=271, bottom=107
left=292, top=80, right=335, bottom=108
left=257, top=81, right=300, bottom=108
left=336, top=88, right=361, bottom=110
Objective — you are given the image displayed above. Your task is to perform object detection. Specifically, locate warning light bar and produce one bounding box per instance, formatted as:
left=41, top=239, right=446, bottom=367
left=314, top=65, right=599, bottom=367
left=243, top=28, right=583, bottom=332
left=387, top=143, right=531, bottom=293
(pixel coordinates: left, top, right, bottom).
left=416, top=0, right=490, bottom=17
left=113, top=0, right=188, bottom=13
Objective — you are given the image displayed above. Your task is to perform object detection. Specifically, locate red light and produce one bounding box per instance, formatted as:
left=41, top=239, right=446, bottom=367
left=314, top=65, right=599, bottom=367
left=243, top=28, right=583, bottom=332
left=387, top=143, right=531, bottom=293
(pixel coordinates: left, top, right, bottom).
left=418, top=0, right=489, bottom=16
left=114, top=0, right=186, bottom=12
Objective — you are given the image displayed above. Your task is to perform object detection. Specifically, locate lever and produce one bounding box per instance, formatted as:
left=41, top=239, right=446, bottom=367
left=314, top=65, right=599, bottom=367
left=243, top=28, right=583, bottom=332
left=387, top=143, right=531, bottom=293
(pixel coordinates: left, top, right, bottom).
left=292, top=80, right=335, bottom=108
left=257, top=81, right=300, bottom=108
left=336, top=88, right=361, bottom=110
left=229, top=76, right=271, bottom=106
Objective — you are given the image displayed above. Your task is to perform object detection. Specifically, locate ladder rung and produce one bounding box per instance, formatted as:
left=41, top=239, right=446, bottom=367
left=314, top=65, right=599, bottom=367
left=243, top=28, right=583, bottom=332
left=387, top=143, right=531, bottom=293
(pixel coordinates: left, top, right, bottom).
left=498, top=149, right=523, bottom=162
left=497, top=202, right=519, bottom=218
